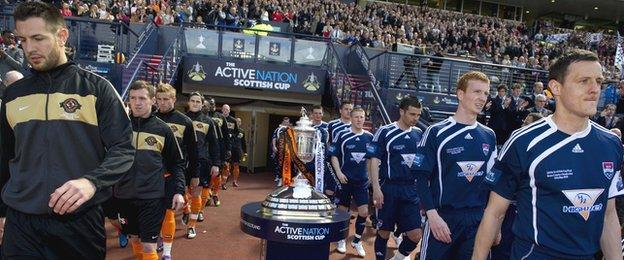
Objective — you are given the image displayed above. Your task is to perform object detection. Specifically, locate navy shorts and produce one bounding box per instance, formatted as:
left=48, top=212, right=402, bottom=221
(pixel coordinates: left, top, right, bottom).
left=377, top=182, right=422, bottom=233
left=230, top=148, right=242, bottom=163
left=510, top=239, right=594, bottom=260
left=199, top=159, right=211, bottom=187
left=118, top=199, right=165, bottom=243
left=336, top=181, right=369, bottom=208
left=420, top=208, right=483, bottom=260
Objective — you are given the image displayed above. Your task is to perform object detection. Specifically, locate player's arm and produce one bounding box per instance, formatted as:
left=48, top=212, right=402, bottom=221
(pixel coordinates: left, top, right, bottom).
left=164, top=128, right=186, bottom=196
left=220, top=116, right=232, bottom=157
left=184, top=119, right=200, bottom=180
left=241, top=132, right=247, bottom=154
left=414, top=127, right=452, bottom=243
left=602, top=164, right=624, bottom=260
left=206, top=118, right=221, bottom=176
left=600, top=199, right=621, bottom=260
left=366, top=129, right=384, bottom=209
left=0, top=100, right=13, bottom=218
left=83, top=80, right=135, bottom=191
left=472, top=192, right=510, bottom=260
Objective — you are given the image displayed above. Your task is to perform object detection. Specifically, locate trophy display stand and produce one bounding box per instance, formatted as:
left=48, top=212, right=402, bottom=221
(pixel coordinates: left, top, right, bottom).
left=240, top=108, right=350, bottom=260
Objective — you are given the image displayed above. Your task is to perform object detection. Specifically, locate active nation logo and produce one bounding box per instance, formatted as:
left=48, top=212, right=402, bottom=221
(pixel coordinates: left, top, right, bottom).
left=562, top=189, right=604, bottom=221
left=274, top=223, right=329, bottom=241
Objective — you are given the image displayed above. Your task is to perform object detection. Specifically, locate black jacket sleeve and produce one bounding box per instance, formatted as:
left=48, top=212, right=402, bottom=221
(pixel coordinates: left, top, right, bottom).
left=164, top=128, right=186, bottom=195
left=241, top=132, right=247, bottom=154
left=0, top=100, right=14, bottom=217
left=83, top=80, right=135, bottom=192
left=183, top=119, right=199, bottom=179
left=220, top=115, right=232, bottom=156
left=206, top=118, right=221, bottom=166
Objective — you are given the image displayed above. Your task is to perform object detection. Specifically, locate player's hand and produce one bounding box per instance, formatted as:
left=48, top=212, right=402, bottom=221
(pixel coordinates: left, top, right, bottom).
left=190, top=177, right=200, bottom=187
left=372, top=186, right=384, bottom=209
left=336, top=172, right=348, bottom=184
left=0, top=217, right=5, bottom=245
left=172, top=194, right=185, bottom=211
left=49, top=178, right=96, bottom=215
left=426, top=209, right=452, bottom=244
left=493, top=231, right=502, bottom=246
left=211, top=166, right=220, bottom=177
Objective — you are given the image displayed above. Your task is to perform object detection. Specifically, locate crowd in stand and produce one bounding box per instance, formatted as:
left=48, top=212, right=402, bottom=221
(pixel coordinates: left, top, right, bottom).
left=24, top=0, right=620, bottom=80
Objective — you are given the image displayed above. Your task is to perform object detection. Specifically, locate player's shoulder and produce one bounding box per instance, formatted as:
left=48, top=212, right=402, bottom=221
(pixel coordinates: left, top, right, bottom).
left=498, top=116, right=552, bottom=158
left=422, top=117, right=454, bottom=140
left=589, top=121, right=623, bottom=148
left=174, top=110, right=193, bottom=124
left=476, top=122, right=496, bottom=137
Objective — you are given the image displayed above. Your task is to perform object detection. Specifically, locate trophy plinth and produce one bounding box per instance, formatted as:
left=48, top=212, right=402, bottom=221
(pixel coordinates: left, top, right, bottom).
left=240, top=108, right=349, bottom=260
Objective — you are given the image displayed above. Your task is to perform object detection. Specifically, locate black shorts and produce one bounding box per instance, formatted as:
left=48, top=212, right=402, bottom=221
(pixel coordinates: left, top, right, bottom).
left=102, top=197, right=120, bottom=220
left=199, top=159, right=211, bottom=187
left=117, top=199, right=165, bottom=243
left=230, top=148, right=242, bottom=163
left=2, top=206, right=106, bottom=260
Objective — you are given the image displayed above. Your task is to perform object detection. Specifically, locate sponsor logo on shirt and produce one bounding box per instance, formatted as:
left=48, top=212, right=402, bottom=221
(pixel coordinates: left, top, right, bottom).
left=562, top=189, right=604, bottom=221
left=393, top=145, right=406, bottom=151
left=602, top=162, right=614, bottom=179
left=464, top=133, right=473, bottom=140
left=401, top=153, right=416, bottom=168
left=446, top=146, right=464, bottom=155
left=346, top=144, right=356, bottom=149
left=404, top=135, right=411, bottom=140
left=367, top=145, right=376, bottom=154
left=546, top=169, right=574, bottom=180
left=328, top=145, right=336, bottom=153
left=572, top=144, right=584, bottom=153
left=414, top=153, right=424, bottom=167
left=355, top=137, right=360, bottom=141
left=456, top=161, right=485, bottom=182
left=351, top=152, right=366, bottom=164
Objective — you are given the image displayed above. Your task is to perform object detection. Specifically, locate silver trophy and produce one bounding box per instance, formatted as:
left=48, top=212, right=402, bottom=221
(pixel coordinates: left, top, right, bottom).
left=261, top=108, right=335, bottom=218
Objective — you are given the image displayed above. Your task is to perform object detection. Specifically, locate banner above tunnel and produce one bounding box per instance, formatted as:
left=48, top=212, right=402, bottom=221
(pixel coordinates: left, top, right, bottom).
left=183, top=56, right=326, bottom=95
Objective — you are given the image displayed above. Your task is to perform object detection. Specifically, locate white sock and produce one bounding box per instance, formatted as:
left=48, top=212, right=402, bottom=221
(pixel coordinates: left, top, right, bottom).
left=163, top=242, right=173, bottom=256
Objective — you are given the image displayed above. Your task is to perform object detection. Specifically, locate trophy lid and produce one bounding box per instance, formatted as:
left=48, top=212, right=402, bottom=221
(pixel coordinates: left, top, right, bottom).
left=261, top=174, right=336, bottom=218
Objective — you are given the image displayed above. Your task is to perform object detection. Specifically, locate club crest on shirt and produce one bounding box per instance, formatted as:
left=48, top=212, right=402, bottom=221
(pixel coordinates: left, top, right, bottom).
left=400, top=153, right=416, bottom=168
left=456, top=161, right=485, bottom=182
left=602, top=162, right=614, bottom=179
left=145, top=136, right=158, bottom=146
left=351, top=152, right=366, bottom=164
left=482, top=144, right=490, bottom=156
left=562, top=189, right=604, bottom=221
left=60, top=98, right=82, bottom=113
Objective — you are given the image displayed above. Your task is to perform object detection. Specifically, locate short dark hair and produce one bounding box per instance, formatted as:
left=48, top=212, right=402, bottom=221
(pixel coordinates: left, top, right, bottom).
left=340, top=101, right=353, bottom=109
left=497, top=84, right=508, bottom=91
left=13, top=2, right=66, bottom=33
left=130, top=80, right=155, bottom=98
left=312, top=105, right=323, bottom=111
left=189, top=91, right=204, bottom=101
left=399, top=95, right=421, bottom=110
left=548, top=49, right=599, bottom=83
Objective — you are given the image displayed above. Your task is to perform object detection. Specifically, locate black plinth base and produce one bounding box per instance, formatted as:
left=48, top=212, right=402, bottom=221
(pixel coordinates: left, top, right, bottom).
left=240, top=202, right=350, bottom=260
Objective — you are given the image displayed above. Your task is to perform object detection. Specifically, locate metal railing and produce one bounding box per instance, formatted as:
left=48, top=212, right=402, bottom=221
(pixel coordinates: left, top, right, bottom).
left=350, top=44, right=391, bottom=125
left=157, top=26, right=184, bottom=85
left=376, top=51, right=549, bottom=96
